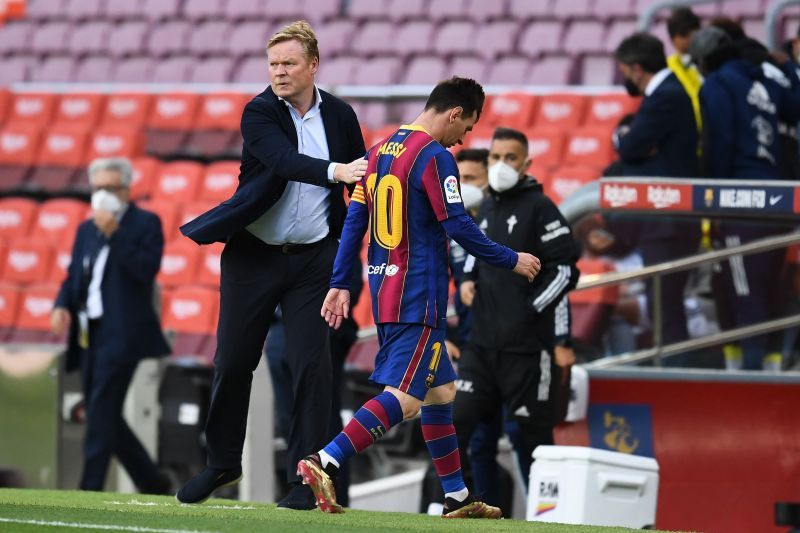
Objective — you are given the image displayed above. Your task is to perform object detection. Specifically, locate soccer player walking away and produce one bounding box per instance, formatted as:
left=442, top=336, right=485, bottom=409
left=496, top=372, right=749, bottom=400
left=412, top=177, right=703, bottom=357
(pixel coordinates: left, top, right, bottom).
left=297, top=77, right=541, bottom=518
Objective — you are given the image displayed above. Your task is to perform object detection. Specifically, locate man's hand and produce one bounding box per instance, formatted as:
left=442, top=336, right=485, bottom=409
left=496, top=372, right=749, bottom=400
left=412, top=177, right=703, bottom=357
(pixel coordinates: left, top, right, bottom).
left=445, top=339, right=461, bottom=362
left=513, top=252, right=541, bottom=282
left=333, top=158, right=368, bottom=184
left=321, top=288, right=351, bottom=330
left=93, top=209, right=119, bottom=238
left=51, top=307, right=70, bottom=336
left=460, top=280, right=475, bottom=307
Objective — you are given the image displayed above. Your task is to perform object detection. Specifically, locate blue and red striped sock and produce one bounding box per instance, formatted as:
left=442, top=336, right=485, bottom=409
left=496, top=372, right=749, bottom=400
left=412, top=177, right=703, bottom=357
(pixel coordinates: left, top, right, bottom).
left=322, top=391, right=403, bottom=467
left=421, top=402, right=466, bottom=496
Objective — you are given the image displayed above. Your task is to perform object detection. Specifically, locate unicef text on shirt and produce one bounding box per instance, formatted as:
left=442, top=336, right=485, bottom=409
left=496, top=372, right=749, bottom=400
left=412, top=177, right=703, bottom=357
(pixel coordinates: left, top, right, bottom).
left=367, top=263, right=400, bottom=276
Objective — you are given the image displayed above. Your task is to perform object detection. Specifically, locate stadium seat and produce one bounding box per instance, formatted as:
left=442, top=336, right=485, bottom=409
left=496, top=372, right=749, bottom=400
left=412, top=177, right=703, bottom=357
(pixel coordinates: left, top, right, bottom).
left=534, top=93, right=588, bottom=130
left=526, top=54, right=574, bottom=85
left=185, top=93, right=248, bottom=158
left=433, top=21, right=475, bottom=56
left=570, top=257, right=619, bottom=348
left=151, top=55, right=195, bottom=83
left=178, top=201, right=217, bottom=232
left=3, top=239, right=53, bottom=286
left=546, top=165, right=600, bottom=204
left=54, top=94, right=106, bottom=128
left=0, top=89, right=10, bottom=125
left=200, top=161, right=239, bottom=203
left=142, top=0, right=182, bottom=20
left=0, top=20, right=36, bottom=55
left=107, top=21, right=151, bottom=57
left=386, top=0, right=426, bottom=21
left=195, top=242, right=223, bottom=287
left=392, top=22, right=435, bottom=59
left=104, top=0, right=147, bottom=20
left=189, top=56, right=237, bottom=84
left=162, top=285, right=219, bottom=360
left=158, top=240, right=202, bottom=289
left=228, top=21, right=274, bottom=58
left=29, top=126, right=90, bottom=192
left=351, top=21, right=396, bottom=56
left=112, top=56, right=157, bottom=83
left=130, top=156, right=161, bottom=200
left=347, top=0, right=390, bottom=20
left=64, top=0, right=106, bottom=20
left=26, top=0, right=67, bottom=21
left=563, top=126, right=615, bottom=168
left=355, top=56, right=401, bottom=85
left=263, top=0, right=310, bottom=22
left=368, top=125, right=401, bottom=149
left=742, top=17, right=766, bottom=44
left=146, top=19, right=191, bottom=58
left=231, top=55, right=269, bottom=84
left=101, top=93, right=153, bottom=129
left=403, top=55, right=447, bottom=84
left=0, top=283, right=22, bottom=341
left=449, top=55, right=487, bottom=81
left=30, top=22, right=73, bottom=55
left=524, top=128, right=566, bottom=168
left=0, top=122, right=42, bottom=190
left=11, top=283, right=62, bottom=344
left=182, top=0, right=226, bottom=20
left=47, top=244, right=73, bottom=285
left=67, top=21, right=112, bottom=56
left=316, top=55, right=359, bottom=86
left=302, top=0, right=345, bottom=22
left=313, top=20, right=356, bottom=58
left=563, top=21, right=607, bottom=54
left=592, top=0, right=635, bottom=19
left=518, top=21, right=564, bottom=57
left=224, top=0, right=268, bottom=21
left=580, top=54, right=617, bottom=86
left=7, top=93, right=58, bottom=129
left=475, top=21, right=520, bottom=59
left=585, top=93, right=638, bottom=127
left=463, top=125, right=493, bottom=149
left=30, top=199, right=89, bottom=248
left=153, top=161, right=204, bottom=203
left=553, top=0, right=592, bottom=19
left=483, top=93, right=537, bottom=129
left=427, top=0, right=466, bottom=22
left=487, top=55, right=531, bottom=85
left=0, top=56, right=32, bottom=85
left=146, top=93, right=200, bottom=156
left=604, top=18, right=636, bottom=53
left=87, top=126, right=145, bottom=161
left=139, top=199, right=180, bottom=241
left=30, top=56, right=77, bottom=83
left=0, top=197, right=38, bottom=241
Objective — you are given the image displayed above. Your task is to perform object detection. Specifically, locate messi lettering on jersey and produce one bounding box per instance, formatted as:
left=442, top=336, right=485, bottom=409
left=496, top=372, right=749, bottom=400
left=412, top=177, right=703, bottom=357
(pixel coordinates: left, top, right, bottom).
left=350, top=125, right=467, bottom=328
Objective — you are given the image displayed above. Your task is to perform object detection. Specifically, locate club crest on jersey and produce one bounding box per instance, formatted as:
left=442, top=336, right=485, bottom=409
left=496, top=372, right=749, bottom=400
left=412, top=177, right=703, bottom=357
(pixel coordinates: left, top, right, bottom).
left=444, top=175, right=461, bottom=203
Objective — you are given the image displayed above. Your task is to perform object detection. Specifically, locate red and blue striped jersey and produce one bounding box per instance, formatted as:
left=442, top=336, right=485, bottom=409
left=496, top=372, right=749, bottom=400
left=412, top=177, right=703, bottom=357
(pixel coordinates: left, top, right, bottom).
left=347, top=125, right=467, bottom=328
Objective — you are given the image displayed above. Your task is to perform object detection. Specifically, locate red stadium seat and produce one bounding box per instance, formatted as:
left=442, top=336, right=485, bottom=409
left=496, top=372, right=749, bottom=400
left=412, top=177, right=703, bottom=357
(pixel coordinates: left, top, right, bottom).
left=178, top=201, right=216, bottom=232
left=0, top=197, right=38, bottom=241
left=147, top=93, right=200, bottom=156
left=87, top=126, right=144, bottom=161
left=30, top=125, right=90, bottom=192
left=162, top=285, right=219, bottom=360
left=0, top=122, right=42, bottom=189
left=585, top=94, right=640, bottom=127
left=30, top=199, right=89, bottom=247
left=101, top=93, right=153, bottom=129
left=186, top=92, right=247, bottom=157
left=0, top=283, right=22, bottom=341
left=3, top=239, right=53, bottom=285
left=48, top=244, right=72, bottom=285
left=534, top=94, right=588, bottom=130
left=195, top=242, right=223, bottom=288
left=7, top=93, right=58, bottom=129
left=199, top=161, right=239, bottom=203
left=54, top=93, right=106, bottom=128
left=463, top=125, right=493, bottom=150
left=562, top=126, right=615, bottom=168
left=483, top=93, right=537, bottom=130
left=158, top=240, right=201, bottom=289
left=0, top=89, right=11, bottom=124
left=546, top=165, right=600, bottom=204
left=139, top=199, right=180, bottom=242
left=130, top=157, right=161, bottom=201
left=12, top=283, right=62, bottom=343
left=524, top=128, right=566, bottom=168
left=153, top=161, right=204, bottom=203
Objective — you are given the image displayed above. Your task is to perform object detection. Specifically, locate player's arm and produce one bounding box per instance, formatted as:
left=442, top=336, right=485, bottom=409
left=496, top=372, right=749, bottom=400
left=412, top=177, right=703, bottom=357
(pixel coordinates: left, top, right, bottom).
left=323, top=182, right=369, bottom=329
left=526, top=198, right=581, bottom=314
left=421, top=151, right=539, bottom=280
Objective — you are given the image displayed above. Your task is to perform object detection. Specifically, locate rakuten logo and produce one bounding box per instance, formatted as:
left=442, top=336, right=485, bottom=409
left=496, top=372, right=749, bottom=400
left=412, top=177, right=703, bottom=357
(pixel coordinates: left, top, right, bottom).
left=367, top=263, right=400, bottom=276
left=647, top=185, right=682, bottom=209
left=25, top=296, right=53, bottom=317
left=205, top=98, right=234, bottom=116
left=603, top=183, right=638, bottom=208
left=170, top=299, right=201, bottom=320
left=61, top=99, right=90, bottom=117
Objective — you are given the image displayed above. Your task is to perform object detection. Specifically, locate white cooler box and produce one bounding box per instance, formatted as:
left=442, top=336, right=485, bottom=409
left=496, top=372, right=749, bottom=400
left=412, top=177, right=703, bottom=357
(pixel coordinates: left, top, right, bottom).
left=527, top=445, right=659, bottom=529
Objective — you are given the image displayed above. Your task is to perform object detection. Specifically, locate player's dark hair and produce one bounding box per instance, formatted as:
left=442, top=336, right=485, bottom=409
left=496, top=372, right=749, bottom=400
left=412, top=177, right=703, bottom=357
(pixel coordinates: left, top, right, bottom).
left=710, top=17, right=746, bottom=41
left=424, top=77, right=485, bottom=120
left=455, top=148, right=489, bottom=166
left=492, top=127, right=528, bottom=151
left=614, top=33, right=667, bottom=73
left=667, top=7, right=700, bottom=39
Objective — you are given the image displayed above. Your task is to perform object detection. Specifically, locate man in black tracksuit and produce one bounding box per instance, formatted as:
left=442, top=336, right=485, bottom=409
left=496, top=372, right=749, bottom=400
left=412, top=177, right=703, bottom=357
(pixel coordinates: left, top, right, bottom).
left=454, top=127, right=581, bottom=486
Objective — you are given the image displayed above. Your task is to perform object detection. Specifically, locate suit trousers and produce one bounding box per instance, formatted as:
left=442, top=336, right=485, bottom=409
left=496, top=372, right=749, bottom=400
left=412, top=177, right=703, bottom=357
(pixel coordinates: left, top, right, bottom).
left=205, top=230, right=335, bottom=485
left=80, top=321, right=162, bottom=491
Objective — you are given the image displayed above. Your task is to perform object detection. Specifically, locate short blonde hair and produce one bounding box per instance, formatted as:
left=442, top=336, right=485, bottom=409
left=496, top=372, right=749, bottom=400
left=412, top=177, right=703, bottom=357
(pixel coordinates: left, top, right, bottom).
left=267, top=20, right=319, bottom=62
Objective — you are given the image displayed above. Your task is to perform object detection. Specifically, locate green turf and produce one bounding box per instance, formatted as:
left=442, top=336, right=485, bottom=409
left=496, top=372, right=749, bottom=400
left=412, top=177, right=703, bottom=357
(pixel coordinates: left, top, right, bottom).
left=0, top=489, right=681, bottom=533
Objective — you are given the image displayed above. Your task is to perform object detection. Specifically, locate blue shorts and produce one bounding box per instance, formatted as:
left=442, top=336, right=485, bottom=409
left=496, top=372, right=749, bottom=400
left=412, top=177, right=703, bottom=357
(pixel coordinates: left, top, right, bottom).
left=370, top=323, right=457, bottom=401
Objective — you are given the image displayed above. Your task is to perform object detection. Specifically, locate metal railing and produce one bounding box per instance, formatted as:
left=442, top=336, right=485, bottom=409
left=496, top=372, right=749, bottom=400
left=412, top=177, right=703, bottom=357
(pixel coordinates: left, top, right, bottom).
left=576, top=231, right=800, bottom=368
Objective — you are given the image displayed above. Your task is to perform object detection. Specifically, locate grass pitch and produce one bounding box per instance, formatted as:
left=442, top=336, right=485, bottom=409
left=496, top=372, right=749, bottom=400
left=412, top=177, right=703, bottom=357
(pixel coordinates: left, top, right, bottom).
left=0, top=489, right=677, bottom=532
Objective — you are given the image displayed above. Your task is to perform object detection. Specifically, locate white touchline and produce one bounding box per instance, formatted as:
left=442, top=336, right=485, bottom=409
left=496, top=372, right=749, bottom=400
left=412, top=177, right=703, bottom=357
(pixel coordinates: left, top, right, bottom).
left=0, top=517, right=218, bottom=533
left=104, top=500, right=257, bottom=510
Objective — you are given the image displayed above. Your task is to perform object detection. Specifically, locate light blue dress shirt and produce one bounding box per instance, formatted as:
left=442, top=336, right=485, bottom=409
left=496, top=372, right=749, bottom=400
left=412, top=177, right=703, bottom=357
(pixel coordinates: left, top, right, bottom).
left=247, top=86, right=337, bottom=245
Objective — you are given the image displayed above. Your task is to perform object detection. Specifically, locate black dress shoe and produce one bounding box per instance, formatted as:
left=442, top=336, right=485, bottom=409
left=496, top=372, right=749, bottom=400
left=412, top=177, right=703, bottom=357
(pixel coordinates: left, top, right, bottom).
left=276, top=483, right=317, bottom=510
left=176, top=467, right=242, bottom=504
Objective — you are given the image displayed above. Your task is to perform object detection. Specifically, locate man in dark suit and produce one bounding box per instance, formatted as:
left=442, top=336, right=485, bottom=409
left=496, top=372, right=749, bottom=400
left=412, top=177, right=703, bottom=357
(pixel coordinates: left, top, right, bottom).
left=51, top=157, right=171, bottom=493
left=177, top=20, right=367, bottom=509
left=614, top=33, right=700, bottom=350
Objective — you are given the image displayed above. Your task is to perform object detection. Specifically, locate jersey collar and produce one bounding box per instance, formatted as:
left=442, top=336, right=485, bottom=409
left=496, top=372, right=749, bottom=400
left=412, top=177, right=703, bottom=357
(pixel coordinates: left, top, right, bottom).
left=400, top=124, right=431, bottom=135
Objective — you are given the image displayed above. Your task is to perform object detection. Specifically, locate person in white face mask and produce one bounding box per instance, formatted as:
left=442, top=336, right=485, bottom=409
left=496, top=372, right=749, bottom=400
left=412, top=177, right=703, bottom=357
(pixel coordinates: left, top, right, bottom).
left=454, top=127, right=581, bottom=500
left=50, top=157, right=171, bottom=494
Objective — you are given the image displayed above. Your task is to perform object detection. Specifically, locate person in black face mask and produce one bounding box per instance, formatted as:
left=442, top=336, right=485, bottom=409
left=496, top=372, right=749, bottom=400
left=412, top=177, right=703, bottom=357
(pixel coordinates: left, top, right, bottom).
left=612, top=33, right=701, bottom=355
